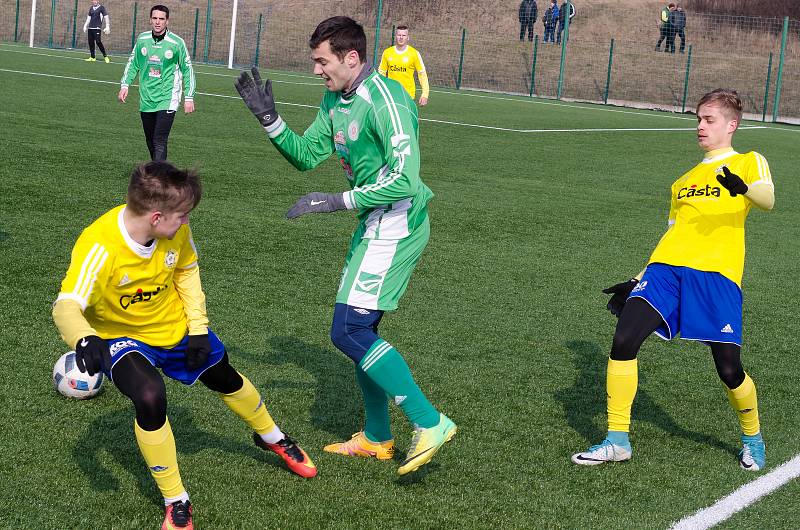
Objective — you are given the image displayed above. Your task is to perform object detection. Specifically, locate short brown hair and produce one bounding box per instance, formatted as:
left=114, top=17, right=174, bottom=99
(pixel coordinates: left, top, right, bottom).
left=309, top=16, right=367, bottom=62
left=126, top=161, right=201, bottom=215
left=697, top=88, right=743, bottom=124
left=396, top=25, right=409, bottom=31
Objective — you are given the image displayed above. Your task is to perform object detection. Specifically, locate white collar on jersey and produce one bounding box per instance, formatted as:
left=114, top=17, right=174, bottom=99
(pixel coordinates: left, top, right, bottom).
left=118, top=207, right=157, bottom=258
left=702, top=148, right=738, bottom=164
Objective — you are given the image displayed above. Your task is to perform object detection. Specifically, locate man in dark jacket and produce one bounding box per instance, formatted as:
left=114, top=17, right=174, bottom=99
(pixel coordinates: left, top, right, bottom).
left=519, top=0, right=538, bottom=42
left=543, top=0, right=558, bottom=44
left=674, top=4, right=687, bottom=53
left=556, top=1, right=575, bottom=44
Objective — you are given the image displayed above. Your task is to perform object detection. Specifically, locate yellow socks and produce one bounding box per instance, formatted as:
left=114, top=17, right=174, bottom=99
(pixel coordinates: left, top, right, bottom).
left=220, top=373, right=277, bottom=436
left=727, top=373, right=760, bottom=435
left=607, top=359, right=638, bottom=433
left=134, top=418, right=185, bottom=501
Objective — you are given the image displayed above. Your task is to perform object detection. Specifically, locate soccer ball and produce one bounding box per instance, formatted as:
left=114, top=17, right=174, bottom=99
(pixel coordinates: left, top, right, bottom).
left=53, top=351, right=104, bottom=399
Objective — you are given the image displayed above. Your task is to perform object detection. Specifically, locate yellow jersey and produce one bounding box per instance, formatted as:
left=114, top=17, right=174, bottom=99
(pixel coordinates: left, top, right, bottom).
left=55, top=205, right=200, bottom=347
left=378, top=45, right=428, bottom=99
left=648, top=149, right=773, bottom=286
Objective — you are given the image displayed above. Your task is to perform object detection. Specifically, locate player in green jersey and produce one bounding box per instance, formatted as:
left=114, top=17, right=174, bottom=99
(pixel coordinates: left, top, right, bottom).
left=119, top=5, right=195, bottom=161
left=235, top=16, right=456, bottom=476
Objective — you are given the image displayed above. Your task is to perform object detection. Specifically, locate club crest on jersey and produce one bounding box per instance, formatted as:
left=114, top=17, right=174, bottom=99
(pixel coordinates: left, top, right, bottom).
left=348, top=120, right=360, bottom=141
left=677, top=183, right=721, bottom=199
left=355, top=272, right=383, bottom=295
left=164, top=249, right=178, bottom=268
left=334, top=131, right=346, bottom=145
left=164, top=49, right=173, bottom=59
left=141, top=47, right=147, bottom=55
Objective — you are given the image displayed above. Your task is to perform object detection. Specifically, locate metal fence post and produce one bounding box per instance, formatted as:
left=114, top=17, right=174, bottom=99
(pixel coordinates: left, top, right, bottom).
left=253, top=13, right=263, bottom=66
left=762, top=52, right=773, bottom=123
left=529, top=33, right=538, bottom=97
left=456, top=27, right=466, bottom=90
left=48, top=0, right=55, bottom=48
left=603, top=38, right=615, bottom=104
left=680, top=44, right=693, bottom=113
left=192, top=8, right=199, bottom=60
left=771, top=16, right=788, bottom=123
left=15, top=0, right=20, bottom=41
left=556, top=1, right=571, bottom=100
left=203, top=0, right=212, bottom=63
left=130, top=2, right=137, bottom=50
left=71, top=0, right=78, bottom=48
left=390, top=24, right=395, bottom=46
left=372, top=0, right=383, bottom=67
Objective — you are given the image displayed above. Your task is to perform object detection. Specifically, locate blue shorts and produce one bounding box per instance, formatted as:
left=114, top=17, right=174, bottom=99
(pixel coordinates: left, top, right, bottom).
left=104, top=330, right=226, bottom=385
left=629, top=263, right=743, bottom=345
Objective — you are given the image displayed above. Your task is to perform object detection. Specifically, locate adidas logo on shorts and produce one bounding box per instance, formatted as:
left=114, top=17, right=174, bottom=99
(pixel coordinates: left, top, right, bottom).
left=721, top=324, right=734, bottom=333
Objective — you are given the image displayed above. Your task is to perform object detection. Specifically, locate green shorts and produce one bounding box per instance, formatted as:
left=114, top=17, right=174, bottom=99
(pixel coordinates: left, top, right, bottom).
left=336, top=216, right=430, bottom=311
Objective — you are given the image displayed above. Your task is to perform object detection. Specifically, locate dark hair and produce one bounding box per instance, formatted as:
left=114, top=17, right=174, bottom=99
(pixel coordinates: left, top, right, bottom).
left=309, top=16, right=366, bottom=62
left=396, top=25, right=409, bottom=31
left=150, top=4, right=169, bottom=18
left=127, top=161, right=201, bottom=215
left=697, top=88, right=743, bottom=124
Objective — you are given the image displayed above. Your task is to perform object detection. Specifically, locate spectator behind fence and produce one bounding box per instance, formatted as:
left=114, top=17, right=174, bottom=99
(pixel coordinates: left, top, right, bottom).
left=519, top=0, right=538, bottom=42
left=556, top=1, right=576, bottom=44
left=543, top=0, right=559, bottom=44
left=667, top=5, right=679, bottom=52
left=674, top=4, right=687, bottom=53
left=655, top=3, right=675, bottom=52
left=83, top=0, right=110, bottom=63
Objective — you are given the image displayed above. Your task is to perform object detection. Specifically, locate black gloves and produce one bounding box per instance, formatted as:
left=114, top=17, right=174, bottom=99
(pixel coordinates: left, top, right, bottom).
left=602, top=279, right=639, bottom=317
left=187, top=334, right=211, bottom=370
left=286, top=192, right=347, bottom=219
left=716, top=166, right=748, bottom=197
left=75, top=335, right=111, bottom=376
left=234, top=66, right=278, bottom=127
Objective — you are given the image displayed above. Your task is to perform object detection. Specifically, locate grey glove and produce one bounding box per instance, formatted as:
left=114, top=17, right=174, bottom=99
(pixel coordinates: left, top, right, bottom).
left=234, top=66, right=278, bottom=127
left=287, top=192, right=346, bottom=219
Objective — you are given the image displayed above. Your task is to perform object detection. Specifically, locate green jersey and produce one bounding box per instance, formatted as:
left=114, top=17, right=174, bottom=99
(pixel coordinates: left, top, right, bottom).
left=121, top=30, right=195, bottom=112
left=266, top=70, right=433, bottom=240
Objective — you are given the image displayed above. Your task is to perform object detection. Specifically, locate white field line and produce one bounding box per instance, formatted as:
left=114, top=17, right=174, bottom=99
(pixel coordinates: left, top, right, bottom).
left=0, top=68, right=775, bottom=135
left=670, top=453, right=800, bottom=530
left=6, top=42, right=799, bottom=132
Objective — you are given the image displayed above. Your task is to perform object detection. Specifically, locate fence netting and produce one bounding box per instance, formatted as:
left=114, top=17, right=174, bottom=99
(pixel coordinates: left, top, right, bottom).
left=4, top=0, right=799, bottom=122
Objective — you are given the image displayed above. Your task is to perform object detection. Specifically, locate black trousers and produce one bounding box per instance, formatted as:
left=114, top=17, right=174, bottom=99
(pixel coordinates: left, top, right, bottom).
left=140, top=110, right=176, bottom=161
left=676, top=28, right=686, bottom=52
left=88, top=29, right=106, bottom=58
left=519, top=20, right=534, bottom=41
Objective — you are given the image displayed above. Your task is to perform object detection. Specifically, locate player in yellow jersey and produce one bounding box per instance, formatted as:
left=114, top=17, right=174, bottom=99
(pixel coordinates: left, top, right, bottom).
left=52, top=161, right=317, bottom=530
left=571, top=89, right=775, bottom=471
left=378, top=25, right=429, bottom=105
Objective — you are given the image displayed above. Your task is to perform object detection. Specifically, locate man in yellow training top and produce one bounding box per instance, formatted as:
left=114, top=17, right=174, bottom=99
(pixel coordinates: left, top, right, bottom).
left=378, top=25, right=429, bottom=105
left=571, top=89, right=775, bottom=471
left=52, top=161, right=317, bottom=530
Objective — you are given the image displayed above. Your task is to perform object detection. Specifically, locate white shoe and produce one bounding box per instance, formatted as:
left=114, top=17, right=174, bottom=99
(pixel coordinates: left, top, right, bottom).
left=571, top=439, right=632, bottom=465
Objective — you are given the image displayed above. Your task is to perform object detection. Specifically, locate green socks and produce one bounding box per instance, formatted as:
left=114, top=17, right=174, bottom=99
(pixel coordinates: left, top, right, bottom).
left=359, top=339, right=439, bottom=429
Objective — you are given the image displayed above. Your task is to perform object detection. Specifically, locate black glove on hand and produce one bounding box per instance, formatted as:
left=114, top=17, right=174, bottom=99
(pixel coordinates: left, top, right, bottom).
left=286, top=192, right=346, bottom=219
left=75, top=335, right=111, bottom=376
left=234, top=66, right=278, bottom=127
left=186, top=334, right=211, bottom=370
left=602, top=279, right=639, bottom=317
left=716, top=166, right=748, bottom=197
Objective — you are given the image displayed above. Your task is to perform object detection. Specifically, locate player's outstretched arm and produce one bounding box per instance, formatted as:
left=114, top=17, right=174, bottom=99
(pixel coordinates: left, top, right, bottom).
left=235, top=67, right=334, bottom=171
left=717, top=165, right=775, bottom=210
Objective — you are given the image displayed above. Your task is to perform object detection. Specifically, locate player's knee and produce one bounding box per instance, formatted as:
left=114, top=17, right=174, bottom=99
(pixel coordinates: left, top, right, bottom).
left=716, top=363, right=745, bottom=389
left=609, top=330, right=640, bottom=361
left=329, top=317, right=371, bottom=364
left=329, top=317, right=352, bottom=356
left=199, top=354, right=242, bottom=394
left=132, top=379, right=167, bottom=429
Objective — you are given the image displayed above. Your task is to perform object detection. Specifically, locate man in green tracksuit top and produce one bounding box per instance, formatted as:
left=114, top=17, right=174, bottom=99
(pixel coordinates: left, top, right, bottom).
left=119, top=4, right=195, bottom=160
left=235, top=16, right=456, bottom=476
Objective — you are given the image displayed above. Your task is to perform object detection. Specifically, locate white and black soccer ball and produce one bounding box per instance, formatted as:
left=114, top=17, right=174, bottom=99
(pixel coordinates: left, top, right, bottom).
left=53, top=351, right=104, bottom=399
